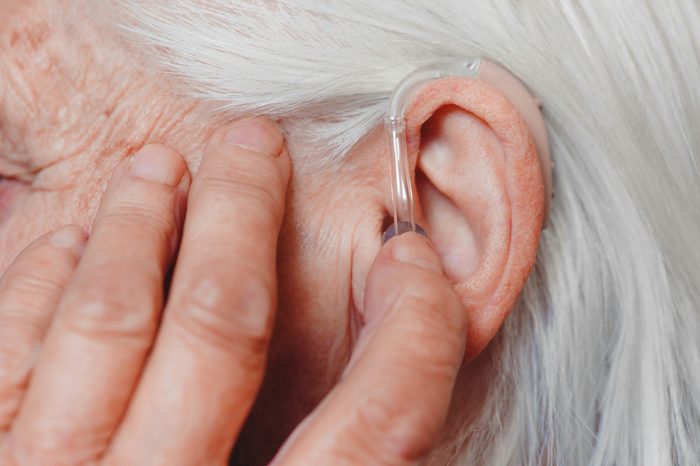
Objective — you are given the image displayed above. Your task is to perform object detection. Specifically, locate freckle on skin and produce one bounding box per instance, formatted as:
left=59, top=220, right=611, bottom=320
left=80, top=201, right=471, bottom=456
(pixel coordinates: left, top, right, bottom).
left=9, top=31, right=20, bottom=47
left=7, top=21, right=51, bottom=52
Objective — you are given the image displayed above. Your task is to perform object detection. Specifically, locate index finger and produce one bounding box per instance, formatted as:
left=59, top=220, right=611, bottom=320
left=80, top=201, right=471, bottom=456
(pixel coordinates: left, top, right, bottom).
left=274, top=232, right=467, bottom=466
left=105, top=119, right=290, bottom=465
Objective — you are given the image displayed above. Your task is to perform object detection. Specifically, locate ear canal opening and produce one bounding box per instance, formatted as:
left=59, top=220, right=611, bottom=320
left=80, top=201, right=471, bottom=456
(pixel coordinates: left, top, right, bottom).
left=380, top=214, right=394, bottom=236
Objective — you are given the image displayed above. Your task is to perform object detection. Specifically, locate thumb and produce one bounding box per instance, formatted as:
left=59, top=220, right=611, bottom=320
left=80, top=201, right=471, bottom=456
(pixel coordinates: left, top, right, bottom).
left=348, top=230, right=467, bottom=382
left=272, top=231, right=467, bottom=465
left=363, top=229, right=449, bottom=325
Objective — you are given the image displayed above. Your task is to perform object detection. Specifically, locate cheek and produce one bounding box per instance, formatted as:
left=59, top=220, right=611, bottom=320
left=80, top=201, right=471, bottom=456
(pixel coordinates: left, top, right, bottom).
left=265, top=185, right=359, bottom=386
left=0, top=180, right=36, bottom=271
left=0, top=178, right=28, bottom=218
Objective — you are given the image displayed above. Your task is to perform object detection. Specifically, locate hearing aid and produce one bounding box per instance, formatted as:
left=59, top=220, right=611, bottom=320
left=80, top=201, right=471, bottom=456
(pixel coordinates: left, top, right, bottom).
left=382, top=58, right=551, bottom=243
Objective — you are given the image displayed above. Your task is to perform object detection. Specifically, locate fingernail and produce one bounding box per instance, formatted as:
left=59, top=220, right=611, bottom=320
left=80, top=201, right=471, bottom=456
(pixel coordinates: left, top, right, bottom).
left=49, top=226, right=87, bottom=256
left=130, top=145, right=186, bottom=186
left=389, top=232, right=442, bottom=273
left=225, top=118, right=283, bottom=156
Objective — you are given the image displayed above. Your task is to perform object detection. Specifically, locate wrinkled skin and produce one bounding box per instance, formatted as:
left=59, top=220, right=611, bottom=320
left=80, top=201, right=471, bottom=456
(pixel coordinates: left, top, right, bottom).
left=0, top=1, right=399, bottom=463
left=1, top=1, right=548, bottom=464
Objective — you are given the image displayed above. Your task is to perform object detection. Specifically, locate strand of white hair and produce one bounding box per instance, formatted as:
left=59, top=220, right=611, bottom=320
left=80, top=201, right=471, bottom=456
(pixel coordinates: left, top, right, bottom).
left=119, top=1, right=700, bottom=464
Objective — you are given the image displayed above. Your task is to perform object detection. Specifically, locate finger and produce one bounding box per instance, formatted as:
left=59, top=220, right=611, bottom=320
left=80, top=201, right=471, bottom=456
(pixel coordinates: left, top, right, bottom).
left=105, top=119, right=290, bottom=465
left=274, top=233, right=467, bottom=466
left=0, top=226, right=86, bottom=430
left=8, top=145, right=189, bottom=464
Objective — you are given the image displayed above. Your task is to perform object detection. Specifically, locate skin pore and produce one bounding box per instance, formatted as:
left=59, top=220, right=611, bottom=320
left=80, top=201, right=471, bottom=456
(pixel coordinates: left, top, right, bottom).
left=1, top=1, right=547, bottom=464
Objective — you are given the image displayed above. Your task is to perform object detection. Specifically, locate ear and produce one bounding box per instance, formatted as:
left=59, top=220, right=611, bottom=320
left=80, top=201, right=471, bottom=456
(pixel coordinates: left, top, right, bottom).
left=403, top=69, right=547, bottom=360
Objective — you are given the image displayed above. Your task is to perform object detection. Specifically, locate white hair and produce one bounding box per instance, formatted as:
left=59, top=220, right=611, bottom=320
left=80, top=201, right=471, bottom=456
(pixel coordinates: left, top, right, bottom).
left=121, top=1, right=700, bottom=464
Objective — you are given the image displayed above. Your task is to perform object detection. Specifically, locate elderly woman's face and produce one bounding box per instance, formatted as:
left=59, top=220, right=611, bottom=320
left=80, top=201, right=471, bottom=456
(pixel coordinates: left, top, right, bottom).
left=1, top=2, right=377, bottom=460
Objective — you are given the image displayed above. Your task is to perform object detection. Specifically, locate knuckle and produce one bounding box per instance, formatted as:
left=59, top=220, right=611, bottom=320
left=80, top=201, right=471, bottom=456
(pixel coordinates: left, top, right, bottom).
left=97, top=203, right=177, bottom=241
left=61, top=270, right=159, bottom=342
left=196, top=149, right=285, bottom=205
left=6, top=424, right=111, bottom=466
left=352, top=396, right=437, bottom=463
left=397, top=273, right=466, bottom=332
left=388, top=279, right=466, bottom=369
left=197, top=171, right=284, bottom=217
left=403, top=297, right=461, bottom=343
left=0, top=332, right=34, bottom=386
left=171, top=273, right=275, bottom=359
left=1, top=266, right=61, bottom=304
left=1, top=241, right=76, bottom=298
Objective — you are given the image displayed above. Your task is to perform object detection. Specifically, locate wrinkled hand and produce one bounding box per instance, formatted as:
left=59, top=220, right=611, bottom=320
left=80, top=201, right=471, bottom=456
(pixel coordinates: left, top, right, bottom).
left=0, top=119, right=466, bottom=465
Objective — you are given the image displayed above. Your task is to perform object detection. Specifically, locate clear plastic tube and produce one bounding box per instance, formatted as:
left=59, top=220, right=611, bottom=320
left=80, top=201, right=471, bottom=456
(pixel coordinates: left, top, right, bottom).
left=385, top=59, right=481, bottom=235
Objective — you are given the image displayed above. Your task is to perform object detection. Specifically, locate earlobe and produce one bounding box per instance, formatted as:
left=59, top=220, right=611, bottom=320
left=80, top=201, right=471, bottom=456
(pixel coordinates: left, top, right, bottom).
left=405, top=76, right=546, bottom=360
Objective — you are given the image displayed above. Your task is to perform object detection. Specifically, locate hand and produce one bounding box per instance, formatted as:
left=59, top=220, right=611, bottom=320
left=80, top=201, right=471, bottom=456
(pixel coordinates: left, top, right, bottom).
left=0, top=119, right=466, bottom=465
left=271, top=231, right=467, bottom=465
